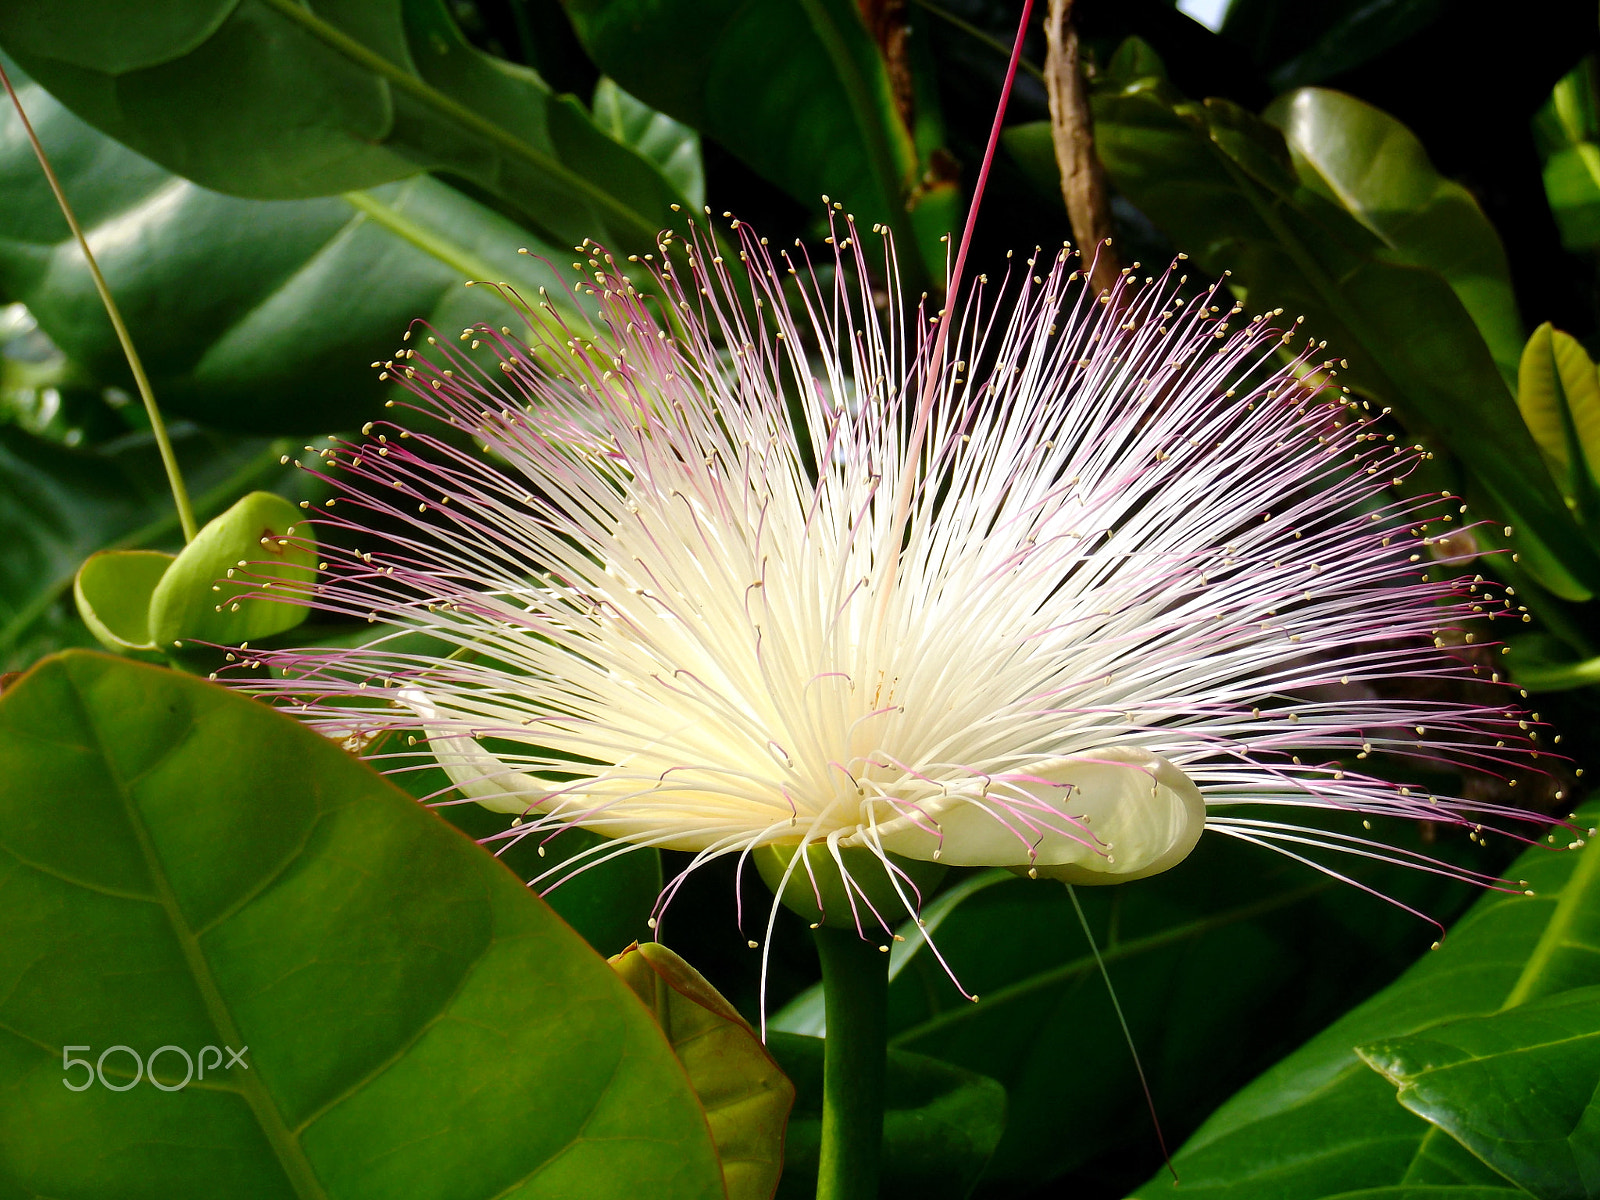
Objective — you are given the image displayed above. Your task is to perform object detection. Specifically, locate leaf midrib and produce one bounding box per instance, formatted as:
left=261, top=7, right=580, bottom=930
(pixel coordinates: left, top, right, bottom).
left=69, top=672, right=330, bottom=1200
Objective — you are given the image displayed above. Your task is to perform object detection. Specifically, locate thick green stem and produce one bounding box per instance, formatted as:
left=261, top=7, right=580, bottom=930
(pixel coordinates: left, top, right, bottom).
left=813, top=925, right=889, bottom=1200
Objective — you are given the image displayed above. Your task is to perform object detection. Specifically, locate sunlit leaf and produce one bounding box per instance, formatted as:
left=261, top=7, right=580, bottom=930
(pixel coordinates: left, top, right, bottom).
left=1360, top=984, right=1600, bottom=1200
left=0, top=651, right=727, bottom=1198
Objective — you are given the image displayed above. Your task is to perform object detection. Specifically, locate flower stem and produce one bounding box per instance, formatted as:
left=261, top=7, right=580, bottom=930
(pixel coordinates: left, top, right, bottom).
left=813, top=925, right=889, bottom=1200
left=0, top=58, right=198, bottom=543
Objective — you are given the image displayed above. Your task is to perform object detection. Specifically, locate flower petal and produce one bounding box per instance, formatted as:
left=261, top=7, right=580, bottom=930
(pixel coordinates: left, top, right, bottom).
left=859, top=747, right=1204, bottom=882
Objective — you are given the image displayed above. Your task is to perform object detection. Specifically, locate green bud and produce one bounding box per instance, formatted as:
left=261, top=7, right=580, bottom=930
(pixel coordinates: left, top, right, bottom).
left=753, top=842, right=946, bottom=930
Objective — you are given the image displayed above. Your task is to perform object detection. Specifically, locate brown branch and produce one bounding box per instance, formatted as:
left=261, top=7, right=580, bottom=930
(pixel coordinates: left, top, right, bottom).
left=860, top=0, right=916, bottom=132
left=1044, top=0, right=1122, bottom=295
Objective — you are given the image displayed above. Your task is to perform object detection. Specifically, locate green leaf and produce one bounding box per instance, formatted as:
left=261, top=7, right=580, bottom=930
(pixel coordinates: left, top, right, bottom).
left=1086, top=58, right=1600, bottom=598
left=1128, top=803, right=1600, bottom=1198
left=0, top=424, right=289, bottom=671
left=0, top=58, right=580, bottom=434
left=0, top=0, right=686, bottom=256
left=768, top=1032, right=1005, bottom=1200
left=1262, top=87, right=1524, bottom=385
left=1517, top=322, right=1600, bottom=518
left=0, top=650, right=727, bottom=1198
left=402, top=760, right=665, bottom=958
left=72, top=548, right=173, bottom=654
left=147, top=491, right=314, bottom=650
left=593, top=77, right=705, bottom=210
left=610, top=942, right=794, bottom=1200
left=1534, top=60, right=1600, bottom=253
left=564, top=0, right=946, bottom=285
left=1359, top=984, right=1600, bottom=1200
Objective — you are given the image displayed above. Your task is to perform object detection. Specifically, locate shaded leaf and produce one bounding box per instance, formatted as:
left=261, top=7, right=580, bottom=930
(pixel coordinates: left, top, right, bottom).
left=767, top=1032, right=1005, bottom=1200
left=0, top=58, right=578, bottom=433
left=594, top=77, right=704, bottom=210
left=147, top=491, right=314, bottom=650
left=0, top=651, right=726, bottom=1199
left=1128, top=803, right=1600, bottom=1198
left=565, top=0, right=948, bottom=285
left=611, top=942, right=793, bottom=1200
left=1360, top=984, right=1600, bottom=1200
left=0, top=0, right=685, bottom=255
left=774, top=825, right=1487, bottom=1192
left=1534, top=60, right=1600, bottom=253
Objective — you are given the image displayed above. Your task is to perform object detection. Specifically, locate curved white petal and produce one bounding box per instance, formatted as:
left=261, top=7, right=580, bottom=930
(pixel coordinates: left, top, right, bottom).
left=398, top=688, right=545, bottom=816
left=855, top=746, right=1204, bottom=882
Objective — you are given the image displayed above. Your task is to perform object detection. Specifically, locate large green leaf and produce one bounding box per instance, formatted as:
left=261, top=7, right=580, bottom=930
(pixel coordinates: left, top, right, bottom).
left=1129, top=803, right=1600, bottom=1198
left=1262, top=86, right=1524, bottom=384
left=564, top=0, right=953, bottom=286
left=772, top=827, right=1484, bottom=1191
left=0, top=424, right=289, bottom=672
left=0, top=0, right=686, bottom=255
left=398, top=754, right=665, bottom=959
left=768, top=1033, right=1005, bottom=1200
left=1078, top=45, right=1600, bottom=598
left=0, top=651, right=726, bottom=1199
left=1360, top=984, right=1600, bottom=1200
left=0, top=58, right=577, bottom=433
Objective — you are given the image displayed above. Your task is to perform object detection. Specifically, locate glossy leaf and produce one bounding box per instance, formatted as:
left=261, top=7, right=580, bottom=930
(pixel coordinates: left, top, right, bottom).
left=610, top=942, right=793, bottom=1200
left=594, top=77, right=705, bottom=210
left=1128, top=802, right=1600, bottom=1198
left=768, top=1033, right=1005, bottom=1200
left=147, top=490, right=315, bottom=650
left=1534, top=60, right=1600, bottom=253
left=1263, top=87, right=1524, bottom=383
left=0, top=424, right=289, bottom=672
left=1084, top=45, right=1600, bottom=598
left=1360, top=984, right=1600, bottom=1200
left=72, top=548, right=173, bottom=654
left=564, top=0, right=948, bottom=285
left=774, top=826, right=1486, bottom=1191
left=383, top=748, right=664, bottom=958
left=0, top=59, right=578, bottom=433
left=0, top=0, right=686, bottom=255
left=0, top=651, right=727, bottom=1199
left=1517, top=322, right=1600, bottom=523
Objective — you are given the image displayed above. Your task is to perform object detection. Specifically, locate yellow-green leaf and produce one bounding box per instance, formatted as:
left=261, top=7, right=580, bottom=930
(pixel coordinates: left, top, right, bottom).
left=1518, top=322, right=1600, bottom=486
left=71, top=549, right=174, bottom=655
left=611, top=941, right=794, bottom=1200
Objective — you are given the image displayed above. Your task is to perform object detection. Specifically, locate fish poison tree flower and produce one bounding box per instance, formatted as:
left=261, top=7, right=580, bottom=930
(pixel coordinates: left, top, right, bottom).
left=249, top=218, right=1548, bottom=930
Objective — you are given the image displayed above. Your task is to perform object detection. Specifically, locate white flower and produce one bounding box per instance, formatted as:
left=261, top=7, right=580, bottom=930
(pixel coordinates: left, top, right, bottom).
left=247, top=218, right=1549, bottom=930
